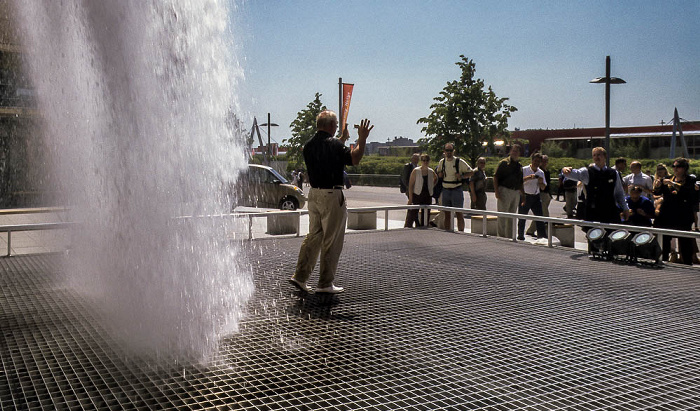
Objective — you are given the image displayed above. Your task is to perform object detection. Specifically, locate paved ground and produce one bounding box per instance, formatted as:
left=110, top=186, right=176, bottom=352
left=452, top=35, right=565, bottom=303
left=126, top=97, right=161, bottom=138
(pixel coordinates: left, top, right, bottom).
left=2, top=230, right=699, bottom=409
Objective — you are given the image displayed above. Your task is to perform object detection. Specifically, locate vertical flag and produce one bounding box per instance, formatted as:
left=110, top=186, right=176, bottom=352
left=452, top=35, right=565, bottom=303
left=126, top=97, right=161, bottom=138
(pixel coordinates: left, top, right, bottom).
left=340, top=83, right=354, bottom=133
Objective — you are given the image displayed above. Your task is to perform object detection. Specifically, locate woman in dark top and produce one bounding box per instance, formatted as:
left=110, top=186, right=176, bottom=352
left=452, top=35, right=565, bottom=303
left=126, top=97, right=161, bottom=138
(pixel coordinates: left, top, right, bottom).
left=469, top=157, right=487, bottom=210
left=653, top=158, right=699, bottom=264
left=407, top=153, right=438, bottom=227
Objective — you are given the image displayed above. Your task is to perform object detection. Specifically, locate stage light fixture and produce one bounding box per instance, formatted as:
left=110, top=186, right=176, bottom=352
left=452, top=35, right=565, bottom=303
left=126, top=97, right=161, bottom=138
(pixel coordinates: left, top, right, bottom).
left=586, top=227, right=608, bottom=259
left=632, top=232, right=662, bottom=265
left=608, top=229, right=633, bottom=262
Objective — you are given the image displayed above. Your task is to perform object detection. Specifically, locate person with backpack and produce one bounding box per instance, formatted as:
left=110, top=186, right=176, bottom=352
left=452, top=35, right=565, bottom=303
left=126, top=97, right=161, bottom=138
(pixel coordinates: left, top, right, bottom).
left=436, top=143, right=473, bottom=231
left=401, top=153, right=420, bottom=227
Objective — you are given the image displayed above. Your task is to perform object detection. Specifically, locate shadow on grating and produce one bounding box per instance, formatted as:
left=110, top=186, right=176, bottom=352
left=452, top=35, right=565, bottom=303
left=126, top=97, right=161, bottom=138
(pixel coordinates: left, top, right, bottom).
left=2, top=230, right=700, bottom=410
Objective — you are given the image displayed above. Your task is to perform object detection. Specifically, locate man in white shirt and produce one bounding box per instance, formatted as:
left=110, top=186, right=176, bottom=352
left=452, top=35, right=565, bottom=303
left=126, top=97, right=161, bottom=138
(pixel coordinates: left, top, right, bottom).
left=437, top=143, right=473, bottom=231
left=518, top=152, right=547, bottom=240
left=622, top=161, right=653, bottom=199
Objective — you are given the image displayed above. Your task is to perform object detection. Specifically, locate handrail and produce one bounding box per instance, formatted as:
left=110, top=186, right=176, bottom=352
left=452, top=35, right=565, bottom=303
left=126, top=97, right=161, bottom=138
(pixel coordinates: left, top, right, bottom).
left=7, top=206, right=693, bottom=260
left=223, top=205, right=700, bottom=247
left=0, top=222, right=77, bottom=257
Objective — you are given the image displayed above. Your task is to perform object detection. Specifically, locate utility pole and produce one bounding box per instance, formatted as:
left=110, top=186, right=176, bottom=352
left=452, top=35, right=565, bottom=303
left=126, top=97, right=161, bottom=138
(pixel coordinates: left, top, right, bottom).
left=260, top=113, right=278, bottom=166
left=590, top=56, right=626, bottom=166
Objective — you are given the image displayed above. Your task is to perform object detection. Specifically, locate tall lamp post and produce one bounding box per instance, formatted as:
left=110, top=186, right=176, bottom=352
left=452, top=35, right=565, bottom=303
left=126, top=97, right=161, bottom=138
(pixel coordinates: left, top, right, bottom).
left=260, top=112, right=278, bottom=166
left=590, top=56, right=625, bottom=166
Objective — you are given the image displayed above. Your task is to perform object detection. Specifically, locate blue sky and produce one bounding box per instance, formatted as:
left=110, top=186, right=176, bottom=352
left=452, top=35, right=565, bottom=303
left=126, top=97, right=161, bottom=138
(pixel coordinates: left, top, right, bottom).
left=233, top=0, right=699, bottom=144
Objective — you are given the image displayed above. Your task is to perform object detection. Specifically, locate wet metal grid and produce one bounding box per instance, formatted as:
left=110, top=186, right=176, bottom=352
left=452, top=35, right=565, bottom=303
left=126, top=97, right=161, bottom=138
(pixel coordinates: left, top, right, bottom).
left=2, top=230, right=700, bottom=410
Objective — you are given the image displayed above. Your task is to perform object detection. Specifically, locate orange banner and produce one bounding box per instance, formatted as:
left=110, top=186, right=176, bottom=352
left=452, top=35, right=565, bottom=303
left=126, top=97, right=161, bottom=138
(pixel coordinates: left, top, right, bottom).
left=340, top=83, right=354, bottom=132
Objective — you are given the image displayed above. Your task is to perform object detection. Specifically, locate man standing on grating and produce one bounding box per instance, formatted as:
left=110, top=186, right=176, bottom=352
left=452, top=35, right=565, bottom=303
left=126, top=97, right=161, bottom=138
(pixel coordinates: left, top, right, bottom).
left=290, top=110, right=373, bottom=294
left=518, top=152, right=547, bottom=240
left=493, top=144, right=524, bottom=238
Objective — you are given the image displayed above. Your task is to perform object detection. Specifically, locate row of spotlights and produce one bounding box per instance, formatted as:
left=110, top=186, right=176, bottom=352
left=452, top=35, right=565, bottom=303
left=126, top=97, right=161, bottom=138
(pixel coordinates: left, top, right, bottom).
left=586, top=228, right=661, bottom=265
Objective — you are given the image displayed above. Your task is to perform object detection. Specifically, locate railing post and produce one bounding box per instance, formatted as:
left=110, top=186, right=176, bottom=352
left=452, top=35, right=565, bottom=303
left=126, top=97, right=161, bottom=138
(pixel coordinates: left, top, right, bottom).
left=296, top=210, right=301, bottom=237
left=248, top=215, right=253, bottom=240
left=482, top=214, right=487, bottom=237
left=385, top=209, right=389, bottom=231
left=547, top=221, right=553, bottom=247
left=512, top=215, right=517, bottom=241
left=7, top=231, right=11, bottom=257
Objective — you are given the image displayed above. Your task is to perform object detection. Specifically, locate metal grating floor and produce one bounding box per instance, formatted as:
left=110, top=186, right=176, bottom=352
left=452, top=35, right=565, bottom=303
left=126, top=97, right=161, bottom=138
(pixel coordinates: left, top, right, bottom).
left=2, top=230, right=700, bottom=410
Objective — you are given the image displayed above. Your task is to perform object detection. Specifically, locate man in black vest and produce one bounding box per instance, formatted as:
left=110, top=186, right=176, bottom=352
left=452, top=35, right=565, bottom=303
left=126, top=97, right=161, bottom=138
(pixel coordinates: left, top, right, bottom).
left=562, top=147, right=629, bottom=225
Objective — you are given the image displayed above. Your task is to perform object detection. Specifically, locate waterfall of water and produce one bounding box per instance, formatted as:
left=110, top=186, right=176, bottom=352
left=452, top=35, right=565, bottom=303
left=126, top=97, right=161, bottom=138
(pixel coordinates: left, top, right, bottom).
left=12, top=0, right=252, bottom=360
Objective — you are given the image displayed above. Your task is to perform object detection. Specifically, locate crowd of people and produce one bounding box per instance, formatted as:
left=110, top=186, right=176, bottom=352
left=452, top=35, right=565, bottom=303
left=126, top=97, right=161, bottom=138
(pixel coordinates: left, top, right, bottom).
left=401, top=144, right=700, bottom=266
left=288, top=112, right=697, bottom=296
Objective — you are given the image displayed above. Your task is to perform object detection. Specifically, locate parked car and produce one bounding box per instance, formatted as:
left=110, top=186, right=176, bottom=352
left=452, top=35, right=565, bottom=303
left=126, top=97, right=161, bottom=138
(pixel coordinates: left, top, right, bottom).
left=229, top=164, right=306, bottom=210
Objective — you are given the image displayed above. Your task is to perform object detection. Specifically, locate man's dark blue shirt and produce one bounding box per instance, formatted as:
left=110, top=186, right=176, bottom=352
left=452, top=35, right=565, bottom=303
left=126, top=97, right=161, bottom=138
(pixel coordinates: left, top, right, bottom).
left=303, top=130, right=353, bottom=189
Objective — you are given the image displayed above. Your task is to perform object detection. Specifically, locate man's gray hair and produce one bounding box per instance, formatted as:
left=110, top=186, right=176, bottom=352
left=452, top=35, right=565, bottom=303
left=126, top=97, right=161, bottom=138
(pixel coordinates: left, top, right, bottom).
left=316, top=110, right=338, bottom=129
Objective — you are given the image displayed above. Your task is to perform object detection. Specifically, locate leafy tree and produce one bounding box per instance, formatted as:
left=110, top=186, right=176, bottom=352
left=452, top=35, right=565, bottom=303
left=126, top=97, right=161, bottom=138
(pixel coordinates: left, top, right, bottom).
left=638, top=138, right=650, bottom=159
left=284, top=93, right=326, bottom=166
left=540, top=140, right=566, bottom=158
left=417, top=55, right=517, bottom=166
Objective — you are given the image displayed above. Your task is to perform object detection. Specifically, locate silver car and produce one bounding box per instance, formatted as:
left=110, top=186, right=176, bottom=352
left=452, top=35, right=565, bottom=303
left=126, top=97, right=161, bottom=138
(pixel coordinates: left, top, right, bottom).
left=230, top=164, right=306, bottom=210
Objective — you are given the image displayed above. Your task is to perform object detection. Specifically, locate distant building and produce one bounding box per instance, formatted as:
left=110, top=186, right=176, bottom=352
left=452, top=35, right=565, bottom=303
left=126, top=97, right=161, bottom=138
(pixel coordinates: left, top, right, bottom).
left=514, top=122, right=700, bottom=159
left=365, top=136, right=419, bottom=156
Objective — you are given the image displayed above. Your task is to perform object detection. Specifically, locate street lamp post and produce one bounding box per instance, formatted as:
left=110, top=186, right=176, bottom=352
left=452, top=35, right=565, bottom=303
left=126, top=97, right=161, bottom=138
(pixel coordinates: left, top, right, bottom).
left=590, top=56, right=626, bottom=166
left=260, top=112, right=278, bottom=166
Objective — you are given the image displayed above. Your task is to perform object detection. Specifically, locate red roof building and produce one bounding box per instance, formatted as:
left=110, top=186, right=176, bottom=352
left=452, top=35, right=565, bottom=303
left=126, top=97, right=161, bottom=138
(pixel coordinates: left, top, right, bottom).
left=513, top=121, right=700, bottom=159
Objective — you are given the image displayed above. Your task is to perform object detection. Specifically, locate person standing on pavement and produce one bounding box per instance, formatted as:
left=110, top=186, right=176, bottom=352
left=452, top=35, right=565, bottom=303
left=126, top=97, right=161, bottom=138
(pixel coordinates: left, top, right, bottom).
left=518, top=152, right=547, bottom=240
left=493, top=144, right=523, bottom=238
left=436, top=143, right=473, bottom=231
left=407, top=153, right=438, bottom=227
left=526, top=154, right=551, bottom=237
left=560, top=171, right=578, bottom=218
left=613, top=157, right=628, bottom=192
left=401, top=153, right=421, bottom=227
left=469, top=157, right=488, bottom=210
left=652, top=157, right=699, bottom=265
left=622, top=161, right=653, bottom=199
left=290, top=111, right=373, bottom=294
left=562, top=147, right=629, bottom=227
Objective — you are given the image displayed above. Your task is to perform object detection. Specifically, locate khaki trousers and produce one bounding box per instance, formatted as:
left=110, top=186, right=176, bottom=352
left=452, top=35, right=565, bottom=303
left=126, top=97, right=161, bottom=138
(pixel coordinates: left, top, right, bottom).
left=497, top=187, right=520, bottom=238
left=294, top=188, right=347, bottom=288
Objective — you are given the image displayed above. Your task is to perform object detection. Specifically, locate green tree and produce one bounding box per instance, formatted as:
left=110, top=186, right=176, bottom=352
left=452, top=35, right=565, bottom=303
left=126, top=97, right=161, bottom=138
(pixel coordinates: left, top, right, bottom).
left=417, top=55, right=517, bottom=166
left=540, top=140, right=566, bottom=158
left=284, top=93, right=326, bottom=166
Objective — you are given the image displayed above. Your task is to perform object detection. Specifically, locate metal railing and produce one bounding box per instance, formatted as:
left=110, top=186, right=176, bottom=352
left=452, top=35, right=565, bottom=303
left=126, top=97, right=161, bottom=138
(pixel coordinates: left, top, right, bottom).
left=0, top=222, right=76, bottom=257
left=0, top=207, right=73, bottom=257
left=3, top=205, right=700, bottom=260
left=424, top=205, right=700, bottom=247
left=227, top=204, right=700, bottom=249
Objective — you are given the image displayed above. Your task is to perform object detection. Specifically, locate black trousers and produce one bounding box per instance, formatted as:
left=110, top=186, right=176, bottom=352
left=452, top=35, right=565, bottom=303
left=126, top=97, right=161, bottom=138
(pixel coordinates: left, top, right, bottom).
left=662, top=230, right=694, bottom=265
left=518, top=193, right=546, bottom=238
